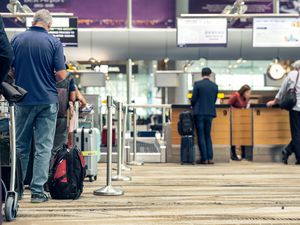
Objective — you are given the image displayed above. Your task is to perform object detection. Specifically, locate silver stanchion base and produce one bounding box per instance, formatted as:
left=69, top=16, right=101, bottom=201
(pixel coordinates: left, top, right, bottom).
left=112, top=175, right=132, bottom=181
left=121, top=164, right=132, bottom=171
left=113, top=165, right=132, bottom=171
left=93, top=185, right=124, bottom=196
left=127, top=161, right=144, bottom=166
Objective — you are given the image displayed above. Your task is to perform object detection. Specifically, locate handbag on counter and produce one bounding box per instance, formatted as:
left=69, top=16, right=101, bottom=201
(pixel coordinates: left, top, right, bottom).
left=280, top=71, right=299, bottom=111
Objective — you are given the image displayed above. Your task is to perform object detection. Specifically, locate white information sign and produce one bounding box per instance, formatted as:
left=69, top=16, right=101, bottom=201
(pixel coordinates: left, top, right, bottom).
left=177, top=18, right=227, bottom=47
left=253, top=17, right=300, bottom=47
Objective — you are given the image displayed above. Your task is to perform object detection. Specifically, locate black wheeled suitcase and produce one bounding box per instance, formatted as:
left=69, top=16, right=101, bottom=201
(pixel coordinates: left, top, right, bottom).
left=180, top=135, right=195, bottom=164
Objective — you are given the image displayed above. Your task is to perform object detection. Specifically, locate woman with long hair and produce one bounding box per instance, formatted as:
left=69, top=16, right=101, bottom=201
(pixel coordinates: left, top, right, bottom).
left=228, top=84, right=251, bottom=160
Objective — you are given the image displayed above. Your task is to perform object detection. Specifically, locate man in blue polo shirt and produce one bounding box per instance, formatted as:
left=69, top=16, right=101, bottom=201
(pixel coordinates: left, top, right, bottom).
left=11, top=9, right=67, bottom=203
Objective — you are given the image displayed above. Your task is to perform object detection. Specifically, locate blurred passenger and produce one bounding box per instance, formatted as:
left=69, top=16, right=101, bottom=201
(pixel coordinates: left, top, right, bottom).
left=52, top=64, right=76, bottom=158
left=0, top=16, right=13, bottom=83
left=11, top=9, right=67, bottom=203
left=267, top=60, right=300, bottom=165
left=228, top=84, right=251, bottom=161
left=191, top=67, right=219, bottom=165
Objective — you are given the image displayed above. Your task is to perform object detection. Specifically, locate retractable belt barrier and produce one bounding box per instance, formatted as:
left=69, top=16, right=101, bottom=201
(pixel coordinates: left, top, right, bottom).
left=112, top=102, right=131, bottom=181
left=127, top=108, right=144, bottom=166
left=94, top=96, right=124, bottom=196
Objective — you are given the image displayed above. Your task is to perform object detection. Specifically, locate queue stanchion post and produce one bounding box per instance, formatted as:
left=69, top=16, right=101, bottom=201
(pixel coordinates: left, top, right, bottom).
left=112, top=102, right=131, bottom=181
left=94, top=96, right=124, bottom=196
left=128, top=108, right=144, bottom=166
left=121, top=105, right=132, bottom=171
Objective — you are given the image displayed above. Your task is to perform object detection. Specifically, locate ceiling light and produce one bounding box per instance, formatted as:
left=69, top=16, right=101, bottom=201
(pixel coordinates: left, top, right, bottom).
left=222, top=0, right=247, bottom=15
left=7, top=0, right=32, bottom=23
left=236, top=58, right=243, bottom=64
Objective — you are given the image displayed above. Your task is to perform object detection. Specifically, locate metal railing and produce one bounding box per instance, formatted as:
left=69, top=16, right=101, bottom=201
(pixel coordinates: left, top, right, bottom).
left=112, top=102, right=131, bottom=181
left=94, top=96, right=124, bottom=196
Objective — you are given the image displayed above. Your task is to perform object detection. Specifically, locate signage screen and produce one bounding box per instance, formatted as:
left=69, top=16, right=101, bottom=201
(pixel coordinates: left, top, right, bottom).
left=26, top=17, right=78, bottom=47
left=253, top=17, right=300, bottom=47
left=177, top=18, right=228, bottom=47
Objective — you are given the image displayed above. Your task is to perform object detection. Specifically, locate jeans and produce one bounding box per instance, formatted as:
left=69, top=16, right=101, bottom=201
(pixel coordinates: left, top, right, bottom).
left=0, top=118, right=9, bottom=133
left=288, top=110, right=300, bottom=161
left=16, top=104, right=58, bottom=194
left=194, top=115, right=213, bottom=161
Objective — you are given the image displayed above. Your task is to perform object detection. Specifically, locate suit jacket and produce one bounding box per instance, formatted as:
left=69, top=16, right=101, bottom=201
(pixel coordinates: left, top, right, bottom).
left=191, top=78, right=219, bottom=117
left=0, top=17, right=13, bottom=83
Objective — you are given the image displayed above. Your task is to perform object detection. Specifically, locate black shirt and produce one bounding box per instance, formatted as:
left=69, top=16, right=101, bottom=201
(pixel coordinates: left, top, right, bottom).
left=0, top=16, right=13, bottom=83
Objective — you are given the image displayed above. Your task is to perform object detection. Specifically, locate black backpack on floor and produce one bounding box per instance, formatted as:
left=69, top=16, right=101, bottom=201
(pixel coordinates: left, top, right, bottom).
left=48, top=145, right=86, bottom=200
left=177, top=111, right=194, bottom=136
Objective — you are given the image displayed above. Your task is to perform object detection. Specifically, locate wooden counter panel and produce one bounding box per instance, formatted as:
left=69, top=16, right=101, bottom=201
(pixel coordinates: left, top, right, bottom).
left=253, top=108, right=290, bottom=145
left=171, top=108, right=230, bottom=145
left=232, top=139, right=253, bottom=146
left=253, top=108, right=289, bottom=116
left=232, top=131, right=253, bottom=138
left=231, top=109, right=253, bottom=146
left=254, top=123, right=290, bottom=130
left=254, top=138, right=291, bottom=145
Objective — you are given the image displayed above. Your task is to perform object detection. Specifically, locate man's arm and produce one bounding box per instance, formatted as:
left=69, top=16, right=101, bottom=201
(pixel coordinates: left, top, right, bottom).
left=0, top=16, right=13, bottom=83
left=55, top=70, right=67, bottom=82
left=215, top=85, right=219, bottom=103
left=54, top=40, right=67, bottom=81
left=267, top=76, right=289, bottom=107
left=191, top=83, right=199, bottom=107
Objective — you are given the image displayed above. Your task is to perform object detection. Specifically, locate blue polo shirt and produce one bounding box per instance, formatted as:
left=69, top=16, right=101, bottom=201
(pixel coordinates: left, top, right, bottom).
left=11, top=26, right=65, bottom=105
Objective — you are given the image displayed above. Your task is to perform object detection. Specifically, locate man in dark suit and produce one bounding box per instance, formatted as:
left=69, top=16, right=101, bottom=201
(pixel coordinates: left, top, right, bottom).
left=191, top=67, right=218, bottom=164
left=0, top=16, right=13, bottom=83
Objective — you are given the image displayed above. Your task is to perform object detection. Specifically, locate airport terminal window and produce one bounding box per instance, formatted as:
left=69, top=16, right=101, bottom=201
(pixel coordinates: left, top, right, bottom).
left=85, top=61, right=161, bottom=117
left=187, top=60, right=271, bottom=91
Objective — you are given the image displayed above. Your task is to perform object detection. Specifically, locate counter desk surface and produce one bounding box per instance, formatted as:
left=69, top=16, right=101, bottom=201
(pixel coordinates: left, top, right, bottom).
left=171, top=104, right=291, bottom=146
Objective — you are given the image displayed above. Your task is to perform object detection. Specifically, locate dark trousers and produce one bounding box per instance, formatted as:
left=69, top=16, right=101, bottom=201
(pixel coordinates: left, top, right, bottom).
left=194, top=115, right=213, bottom=161
left=287, top=110, right=300, bottom=161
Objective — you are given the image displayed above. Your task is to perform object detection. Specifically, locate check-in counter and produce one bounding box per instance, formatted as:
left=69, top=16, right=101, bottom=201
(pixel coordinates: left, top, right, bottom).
left=169, top=105, right=231, bottom=163
left=231, top=109, right=253, bottom=146
left=169, top=104, right=293, bottom=163
left=252, top=105, right=293, bottom=162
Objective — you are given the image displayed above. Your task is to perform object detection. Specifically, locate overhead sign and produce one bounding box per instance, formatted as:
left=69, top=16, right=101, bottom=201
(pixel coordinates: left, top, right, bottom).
left=177, top=18, right=228, bottom=47
left=253, top=17, right=300, bottom=47
left=155, top=71, right=183, bottom=87
left=26, top=17, right=78, bottom=47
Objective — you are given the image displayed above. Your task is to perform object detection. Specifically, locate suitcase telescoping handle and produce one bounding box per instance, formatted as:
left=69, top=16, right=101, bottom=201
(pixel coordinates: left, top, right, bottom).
left=81, top=127, right=85, bottom=151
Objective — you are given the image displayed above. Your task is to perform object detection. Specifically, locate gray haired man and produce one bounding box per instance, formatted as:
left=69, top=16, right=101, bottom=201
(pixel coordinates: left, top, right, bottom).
left=267, top=60, right=300, bottom=165
left=11, top=9, right=67, bottom=203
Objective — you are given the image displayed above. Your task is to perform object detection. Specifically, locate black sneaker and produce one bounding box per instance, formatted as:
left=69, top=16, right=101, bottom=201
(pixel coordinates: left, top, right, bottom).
left=31, top=193, right=49, bottom=203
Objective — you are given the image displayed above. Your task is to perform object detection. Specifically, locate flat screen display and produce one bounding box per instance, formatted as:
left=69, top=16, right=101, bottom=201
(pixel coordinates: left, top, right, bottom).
left=155, top=72, right=179, bottom=87
left=177, top=18, right=228, bottom=47
left=253, top=17, right=300, bottom=47
left=26, top=17, right=78, bottom=47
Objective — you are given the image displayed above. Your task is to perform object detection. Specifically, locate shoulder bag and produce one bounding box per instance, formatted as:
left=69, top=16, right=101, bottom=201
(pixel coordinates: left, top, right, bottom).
left=279, top=71, right=299, bottom=111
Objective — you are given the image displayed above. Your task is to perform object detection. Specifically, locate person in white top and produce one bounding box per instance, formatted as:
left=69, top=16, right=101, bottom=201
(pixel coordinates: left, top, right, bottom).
left=267, top=60, right=300, bottom=165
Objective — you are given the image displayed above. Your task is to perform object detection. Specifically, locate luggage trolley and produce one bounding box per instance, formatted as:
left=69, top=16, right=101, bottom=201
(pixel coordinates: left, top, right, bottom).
left=0, top=99, right=19, bottom=221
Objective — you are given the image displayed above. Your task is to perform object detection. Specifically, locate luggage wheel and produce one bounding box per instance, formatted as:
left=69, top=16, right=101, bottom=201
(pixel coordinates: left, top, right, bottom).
left=5, top=194, right=18, bottom=221
left=89, top=176, right=93, bottom=182
left=94, top=175, right=97, bottom=181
